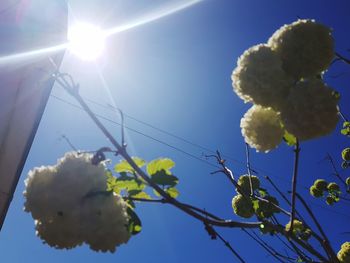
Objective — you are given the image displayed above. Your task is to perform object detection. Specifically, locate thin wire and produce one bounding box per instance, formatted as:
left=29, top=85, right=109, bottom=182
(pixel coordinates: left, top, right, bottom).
left=50, top=94, right=220, bottom=169
left=83, top=96, right=245, bottom=165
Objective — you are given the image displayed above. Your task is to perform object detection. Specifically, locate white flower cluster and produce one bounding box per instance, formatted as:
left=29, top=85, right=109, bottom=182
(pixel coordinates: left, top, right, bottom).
left=24, top=152, right=130, bottom=252
left=241, top=106, right=284, bottom=152
left=268, top=19, right=334, bottom=79
left=232, top=44, right=293, bottom=110
left=232, top=19, right=338, bottom=152
left=281, top=78, right=339, bottom=140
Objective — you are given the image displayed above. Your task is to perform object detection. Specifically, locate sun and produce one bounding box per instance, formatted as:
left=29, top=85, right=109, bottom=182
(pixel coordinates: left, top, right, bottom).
left=67, top=22, right=106, bottom=61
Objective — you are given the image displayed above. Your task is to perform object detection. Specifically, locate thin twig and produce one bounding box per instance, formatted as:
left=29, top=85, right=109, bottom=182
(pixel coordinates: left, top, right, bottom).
left=295, top=193, right=339, bottom=262
left=336, top=52, right=350, bottom=65
left=55, top=74, right=263, bottom=230
left=325, top=153, right=347, bottom=188
left=125, top=197, right=222, bottom=221
left=289, top=140, right=300, bottom=234
left=245, top=143, right=254, bottom=196
left=241, top=229, right=289, bottom=263
left=60, top=134, right=78, bottom=151
left=265, top=176, right=306, bottom=222
left=214, top=228, right=246, bottom=263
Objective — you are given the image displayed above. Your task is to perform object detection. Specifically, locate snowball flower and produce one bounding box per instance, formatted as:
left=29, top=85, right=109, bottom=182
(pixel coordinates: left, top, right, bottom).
left=81, top=194, right=130, bottom=252
left=280, top=78, right=339, bottom=141
left=24, top=152, right=130, bottom=252
left=268, top=19, right=334, bottom=79
left=232, top=44, right=293, bottom=110
left=241, top=105, right=284, bottom=152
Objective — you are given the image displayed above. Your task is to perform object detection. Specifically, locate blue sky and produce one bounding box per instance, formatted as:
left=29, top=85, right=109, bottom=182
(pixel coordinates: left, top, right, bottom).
left=1, top=0, right=350, bottom=262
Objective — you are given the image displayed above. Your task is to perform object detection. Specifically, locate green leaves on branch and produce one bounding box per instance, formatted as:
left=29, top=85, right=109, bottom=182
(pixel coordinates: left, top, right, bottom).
left=107, top=172, right=145, bottom=194
left=114, top=157, right=146, bottom=174
left=147, top=158, right=175, bottom=176
left=110, top=157, right=179, bottom=199
left=107, top=156, right=179, bottom=237
left=147, top=158, right=180, bottom=197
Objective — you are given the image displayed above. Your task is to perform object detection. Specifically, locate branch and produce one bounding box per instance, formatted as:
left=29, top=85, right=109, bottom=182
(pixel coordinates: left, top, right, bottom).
left=265, top=175, right=306, bottom=222
left=289, top=139, right=300, bottom=234
left=212, top=227, right=247, bottom=263
left=335, top=52, right=350, bottom=65
left=124, top=196, right=222, bottom=221
left=211, top=151, right=291, bottom=216
left=295, top=193, right=339, bottom=263
left=55, top=74, right=263, bottom=231
left=325, top=153, right=347, bottom=188
left=245, top=143, right=254, bottom=196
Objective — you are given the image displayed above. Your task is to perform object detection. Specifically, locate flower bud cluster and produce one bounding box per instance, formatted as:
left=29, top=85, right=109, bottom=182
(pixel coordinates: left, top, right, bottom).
left=337, top=242, right=350, bottom=263
left=24, top=152, right=130, bottom=252
left=231, top=195, right=255, bottom=218
left=236, top=174, right=260, bottom=194
left=309, top=179, right=342, bottom=206
left=285, top=220, right=312, bottom=241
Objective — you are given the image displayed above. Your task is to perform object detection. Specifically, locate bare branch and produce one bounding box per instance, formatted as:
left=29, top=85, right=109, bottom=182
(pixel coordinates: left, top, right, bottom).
left=289, top=139, right=300, bottom=234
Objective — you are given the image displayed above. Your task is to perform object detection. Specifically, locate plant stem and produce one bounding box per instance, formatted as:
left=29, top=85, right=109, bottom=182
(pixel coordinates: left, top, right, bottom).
left=56, top=75, right=262, bottom=230
left=335, top=52, right=350, bottom=65
left=214, top=229, right=246, bottom=263
left=295, top=193, right=339, bottom=263
left=245, top=143, right=254, bottom=196
left=289, top=140, right=300, bottom=234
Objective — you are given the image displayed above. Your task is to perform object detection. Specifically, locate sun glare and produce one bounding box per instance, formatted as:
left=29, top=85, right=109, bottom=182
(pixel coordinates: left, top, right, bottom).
left=67, top=22, right=106, bottom=61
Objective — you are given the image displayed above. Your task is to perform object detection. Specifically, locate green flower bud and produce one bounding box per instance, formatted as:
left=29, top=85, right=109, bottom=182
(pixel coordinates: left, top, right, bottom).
left=255, top=196, right=280, bottom=218
left=327, top=182, right=340, bottom=192
left=310, top=185, right=323, bottom=198
left=342, top=148, right=350, bottom=161
left=285, top=220, right=311, bottom=240
left=300, top=228, right=312, bottom=241
left=313, top=179, right=328, bottom=191
left=236, top=175, right=260, bottom=194
left=346, top=177, right=350, bottom=186
left=326, top=195, right=335, bottom=205
left=285, top=219, right=304, bottom=233
left=232, top=195, right=255, bottom=218
left=337, top=242, right=350, bottom=263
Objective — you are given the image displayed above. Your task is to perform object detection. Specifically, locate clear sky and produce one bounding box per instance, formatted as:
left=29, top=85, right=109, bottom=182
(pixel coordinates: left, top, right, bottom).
left=1, top=0, right=350, bottom=262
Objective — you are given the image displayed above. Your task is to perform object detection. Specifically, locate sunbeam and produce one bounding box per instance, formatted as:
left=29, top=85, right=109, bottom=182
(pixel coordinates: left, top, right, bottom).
left=0, top=43, right=68, bottom=65
left=0, top=0, right=203, bottom=64
left=104, top=0, right=203, bottom=36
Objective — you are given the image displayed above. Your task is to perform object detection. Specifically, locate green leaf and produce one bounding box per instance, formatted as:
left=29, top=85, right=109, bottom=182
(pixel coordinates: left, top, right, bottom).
left=165, top=187, right=179, bottom=198
left=112, top=174, right=145, bottom=194
left=128, top=189, right=142, bottom=196
left=150, top=171, right=179, bottom=187
left=132, top=191, right=152, bottom=200
left=252, top=199, right=260, bottom=211
left=114, top=157, right=146, bottom=173
left=126, top=207, right=142, bottom=235
left=147, top=158, right=175, bottom=176
left=106, top=170, right=118, bottom=192
left=343, top=121, right=350, bottom=128
left=283, top=131, right=297, bottom=146
left=258, top=188, right=268, bottom=198
left=153, top=189, right=161, bottom=197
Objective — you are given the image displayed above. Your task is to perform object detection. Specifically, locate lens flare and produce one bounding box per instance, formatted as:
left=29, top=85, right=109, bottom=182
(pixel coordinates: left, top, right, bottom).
left=67, top=22, right=105, bottom=61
